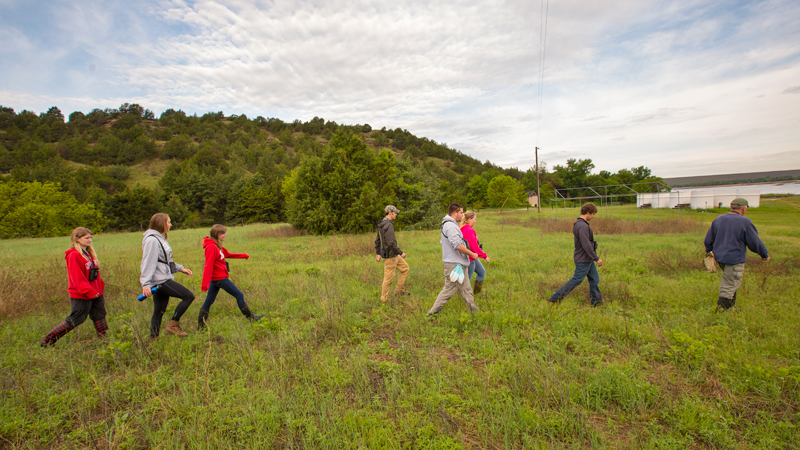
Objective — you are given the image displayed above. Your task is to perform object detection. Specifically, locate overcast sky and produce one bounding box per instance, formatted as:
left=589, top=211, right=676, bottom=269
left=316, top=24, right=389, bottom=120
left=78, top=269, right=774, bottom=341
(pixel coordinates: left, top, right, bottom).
left=1, top=0, right=798, bottom=177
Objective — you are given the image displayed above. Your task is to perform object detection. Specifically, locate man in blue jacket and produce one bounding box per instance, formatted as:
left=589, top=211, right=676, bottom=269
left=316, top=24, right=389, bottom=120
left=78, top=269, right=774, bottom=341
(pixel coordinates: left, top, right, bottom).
left=549, top=202, right=603, bottom=306
left=704, top=198, right=769, bottom=309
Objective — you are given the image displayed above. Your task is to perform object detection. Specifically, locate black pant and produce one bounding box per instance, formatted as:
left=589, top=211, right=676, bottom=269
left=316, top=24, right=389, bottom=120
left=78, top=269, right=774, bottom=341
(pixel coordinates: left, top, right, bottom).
left=150, top=280, right=195, bottom=337
left=66, top=295, right=107, bottom=327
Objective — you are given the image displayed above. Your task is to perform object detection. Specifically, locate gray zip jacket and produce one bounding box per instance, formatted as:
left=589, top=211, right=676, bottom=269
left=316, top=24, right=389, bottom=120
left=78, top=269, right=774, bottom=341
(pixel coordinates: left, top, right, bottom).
left=440, top=215, right=469, bottom=266
left=140, top=229, right=184, bottom=288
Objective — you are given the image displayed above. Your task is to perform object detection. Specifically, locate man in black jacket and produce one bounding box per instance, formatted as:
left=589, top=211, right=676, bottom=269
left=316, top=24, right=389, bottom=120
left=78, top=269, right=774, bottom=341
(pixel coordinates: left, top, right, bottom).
left=375, top=205, right=409, bottom=302
left=549, top=202, right=603, bottom=306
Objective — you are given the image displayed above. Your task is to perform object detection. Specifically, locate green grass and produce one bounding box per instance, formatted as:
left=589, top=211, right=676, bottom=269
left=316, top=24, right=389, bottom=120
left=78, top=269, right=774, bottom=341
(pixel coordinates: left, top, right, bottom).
left=1, top=199, right=799, bottom=449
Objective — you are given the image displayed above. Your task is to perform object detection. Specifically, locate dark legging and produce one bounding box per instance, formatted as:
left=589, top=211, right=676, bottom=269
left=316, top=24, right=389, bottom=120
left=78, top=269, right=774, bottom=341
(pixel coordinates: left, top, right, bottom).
left=150, top=280, right=194, bottom=337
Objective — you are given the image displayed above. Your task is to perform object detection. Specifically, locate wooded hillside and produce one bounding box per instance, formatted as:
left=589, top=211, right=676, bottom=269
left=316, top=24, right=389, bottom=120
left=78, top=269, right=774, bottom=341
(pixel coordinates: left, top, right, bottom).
left=0, top=104, right=663, bottom=237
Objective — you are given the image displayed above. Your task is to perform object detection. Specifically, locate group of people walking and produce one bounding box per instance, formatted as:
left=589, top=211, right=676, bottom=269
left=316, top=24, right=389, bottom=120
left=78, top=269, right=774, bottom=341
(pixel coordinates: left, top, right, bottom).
left=41, top=197, right=770, bottom=347
left=40, top=213, right=264, bottom=347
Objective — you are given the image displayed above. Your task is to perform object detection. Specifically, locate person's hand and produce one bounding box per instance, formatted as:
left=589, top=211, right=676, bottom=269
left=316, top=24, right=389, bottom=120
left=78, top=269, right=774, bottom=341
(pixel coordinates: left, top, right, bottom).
left=182, top=268, right=193, bottom=276
left=401, top=253, right=406, bottom=259
left=762, top=256, right=770, bottom=262
left=375, top=255, right=381, bottom=262
left=470, top=251, right=479, bottom=259
left=597, top=259, right=603, bottom=267
left=485, top=257, right=491, bottom=263
left=142, top=286, right=152, bottom=298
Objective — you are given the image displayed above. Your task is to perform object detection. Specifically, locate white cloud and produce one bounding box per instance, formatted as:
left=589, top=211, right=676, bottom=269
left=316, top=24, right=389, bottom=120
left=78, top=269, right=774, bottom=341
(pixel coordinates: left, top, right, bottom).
left=0, top=0, right=798, bottom=178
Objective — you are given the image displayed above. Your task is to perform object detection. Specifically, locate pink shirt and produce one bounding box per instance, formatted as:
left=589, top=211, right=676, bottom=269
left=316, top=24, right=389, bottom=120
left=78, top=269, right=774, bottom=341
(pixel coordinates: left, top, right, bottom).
left=460, top=224, right=488, bottom=262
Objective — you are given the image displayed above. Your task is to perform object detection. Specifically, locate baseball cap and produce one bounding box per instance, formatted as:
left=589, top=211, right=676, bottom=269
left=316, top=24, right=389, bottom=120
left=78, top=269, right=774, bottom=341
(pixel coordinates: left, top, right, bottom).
left=731, top=198, right=749, bottom=207
left=384, top=205, right=400, bottom=214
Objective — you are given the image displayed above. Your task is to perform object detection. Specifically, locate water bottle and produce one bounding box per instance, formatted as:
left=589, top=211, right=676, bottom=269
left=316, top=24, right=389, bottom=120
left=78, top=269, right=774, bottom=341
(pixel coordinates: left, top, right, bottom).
left=136, top=286, right=158, bottom=301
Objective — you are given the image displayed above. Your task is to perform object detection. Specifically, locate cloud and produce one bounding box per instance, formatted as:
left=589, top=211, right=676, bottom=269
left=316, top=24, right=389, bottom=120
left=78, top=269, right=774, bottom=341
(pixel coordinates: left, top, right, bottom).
left=0, top=0, right=798, bottom=179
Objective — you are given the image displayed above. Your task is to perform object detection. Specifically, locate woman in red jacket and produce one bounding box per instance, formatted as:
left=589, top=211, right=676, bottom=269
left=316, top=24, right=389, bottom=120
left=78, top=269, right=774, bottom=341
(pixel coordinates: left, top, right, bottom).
left=460, top=211, right=490, bottom=294
left=198, top=224, right=264, bottom=329
left=40, top=227, right=108, bottom=347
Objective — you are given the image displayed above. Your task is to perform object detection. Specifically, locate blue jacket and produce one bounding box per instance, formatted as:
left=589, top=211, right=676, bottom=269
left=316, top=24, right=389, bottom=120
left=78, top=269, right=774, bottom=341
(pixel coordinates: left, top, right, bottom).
left=704, top=213, right=768, bottom=265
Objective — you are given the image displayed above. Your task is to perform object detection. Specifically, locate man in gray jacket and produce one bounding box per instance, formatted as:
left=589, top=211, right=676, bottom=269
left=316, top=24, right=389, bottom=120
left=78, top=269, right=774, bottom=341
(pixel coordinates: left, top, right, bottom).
left=427, top=203, right=480, bottom=315
left=549, top=202, right=603, bottom=306
left=375, top=205, right=409, bottom=302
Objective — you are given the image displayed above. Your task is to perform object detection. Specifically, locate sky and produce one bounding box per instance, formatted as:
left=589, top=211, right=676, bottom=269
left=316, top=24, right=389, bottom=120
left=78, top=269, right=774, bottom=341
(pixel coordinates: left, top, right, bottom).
left=1, top=0, right=799, bottom=178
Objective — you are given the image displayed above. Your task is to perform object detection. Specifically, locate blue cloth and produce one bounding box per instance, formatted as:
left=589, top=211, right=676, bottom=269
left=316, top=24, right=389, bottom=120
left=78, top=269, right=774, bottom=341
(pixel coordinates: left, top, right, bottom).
left=468, top=259, right=486, bottom=282
left=550, top=262, right=602, bottom=305
left=201, top=277, right=247, bottom=311
left=704, top=213, right=768, bottom=265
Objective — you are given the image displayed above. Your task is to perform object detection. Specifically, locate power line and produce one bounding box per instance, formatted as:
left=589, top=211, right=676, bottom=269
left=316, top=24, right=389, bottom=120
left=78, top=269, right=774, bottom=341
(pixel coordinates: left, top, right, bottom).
left=535, top=0, right=549, bottom=147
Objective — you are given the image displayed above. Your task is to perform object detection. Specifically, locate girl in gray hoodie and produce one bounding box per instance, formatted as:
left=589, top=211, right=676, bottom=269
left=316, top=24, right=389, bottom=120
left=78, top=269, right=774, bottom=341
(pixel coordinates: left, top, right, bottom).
left=140, top=213, right=195, bottom=338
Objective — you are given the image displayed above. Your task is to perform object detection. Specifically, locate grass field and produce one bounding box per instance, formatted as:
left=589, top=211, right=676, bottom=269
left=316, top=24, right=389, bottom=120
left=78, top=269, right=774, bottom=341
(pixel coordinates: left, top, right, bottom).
left=1, top=197, right=799, bottom=449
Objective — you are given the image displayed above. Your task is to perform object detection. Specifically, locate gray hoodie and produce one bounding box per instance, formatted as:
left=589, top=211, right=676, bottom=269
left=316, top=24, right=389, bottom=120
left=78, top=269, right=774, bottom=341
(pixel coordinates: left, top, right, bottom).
left=140, top=229, right=185, bottom=288
left=440, top=215, right=469, bottom=266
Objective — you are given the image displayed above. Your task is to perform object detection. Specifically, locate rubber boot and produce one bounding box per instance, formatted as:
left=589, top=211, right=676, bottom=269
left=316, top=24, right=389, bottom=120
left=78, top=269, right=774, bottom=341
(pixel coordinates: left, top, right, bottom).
left=198, top=309, right=210, bottom=331
left=240, top=305, right=264, bottom=322
left=474, top=280, right=483, bottom=294
left=40, top=320, right=76, bottom=347
left=164, top=320, right=188, bottom=337
left=93, top=318, right=108, bottom=338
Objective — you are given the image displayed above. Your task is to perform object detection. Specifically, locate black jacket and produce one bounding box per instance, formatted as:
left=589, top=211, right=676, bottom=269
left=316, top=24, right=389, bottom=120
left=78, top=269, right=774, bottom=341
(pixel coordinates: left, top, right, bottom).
left=375, top=218, right=402, bottom=258
left=573, top=218, right=599, bottom=263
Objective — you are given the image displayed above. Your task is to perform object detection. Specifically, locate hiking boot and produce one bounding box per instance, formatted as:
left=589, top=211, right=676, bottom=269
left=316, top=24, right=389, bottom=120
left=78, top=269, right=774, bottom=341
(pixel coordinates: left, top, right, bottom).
left=473, top=280, right=483, bottom=294
left=717, top=296, right=734, bottom=310
left=164, top=320, right=188, bottom=337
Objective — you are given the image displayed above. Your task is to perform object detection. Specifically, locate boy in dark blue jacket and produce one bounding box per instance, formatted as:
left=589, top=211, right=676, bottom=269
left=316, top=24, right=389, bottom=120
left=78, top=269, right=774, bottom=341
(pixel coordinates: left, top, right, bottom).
left=704, top=198, right=770, bottom=309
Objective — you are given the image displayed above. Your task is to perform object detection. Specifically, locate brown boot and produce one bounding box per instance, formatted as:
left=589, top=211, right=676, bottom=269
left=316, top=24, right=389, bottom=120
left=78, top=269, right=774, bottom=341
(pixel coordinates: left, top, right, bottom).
left=474, top=280, right=483, bottom=294
left=165, top=320, right=188, bottom=337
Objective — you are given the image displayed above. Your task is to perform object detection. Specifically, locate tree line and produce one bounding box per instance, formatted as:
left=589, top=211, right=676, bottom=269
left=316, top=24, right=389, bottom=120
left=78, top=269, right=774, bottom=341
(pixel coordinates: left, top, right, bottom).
left=0, top=104, right=664, bottom=237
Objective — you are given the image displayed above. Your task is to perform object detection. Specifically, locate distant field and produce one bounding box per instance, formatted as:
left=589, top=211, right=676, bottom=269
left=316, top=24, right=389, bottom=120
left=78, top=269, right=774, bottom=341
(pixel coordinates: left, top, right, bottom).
left=1, top=197, right=798, bottom=448
left=664, top=169, right=800, bottom=187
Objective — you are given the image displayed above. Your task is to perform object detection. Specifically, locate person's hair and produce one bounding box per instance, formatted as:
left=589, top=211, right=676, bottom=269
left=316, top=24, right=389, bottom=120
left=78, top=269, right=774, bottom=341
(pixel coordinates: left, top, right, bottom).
left=460, top=210, right=476, bottom=226
left=210, top=224, right=227, bottom=247
left=148, top=213, right=170, bottom=238
left=730, top=204, right=745, bottom=211
left=71, top=227, right=98, bottom=261
left=448, top=203, right=463, bottom=215
left=580, top=203, right=598, bottom=215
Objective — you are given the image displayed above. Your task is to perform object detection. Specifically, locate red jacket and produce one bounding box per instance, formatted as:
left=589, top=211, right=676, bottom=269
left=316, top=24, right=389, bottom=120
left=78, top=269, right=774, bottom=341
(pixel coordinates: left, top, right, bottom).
left=65, top=248, right=104, bottom=299
left=201, top=237, right=249, bottom=291
left=460, top=224, right=488, bottom=262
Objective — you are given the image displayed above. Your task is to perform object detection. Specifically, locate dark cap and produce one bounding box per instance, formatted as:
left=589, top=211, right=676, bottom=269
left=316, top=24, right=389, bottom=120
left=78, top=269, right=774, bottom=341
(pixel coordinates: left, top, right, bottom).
left=731, top=198, right=749, bottom=207
left=384, top=205, right=400, bottom=214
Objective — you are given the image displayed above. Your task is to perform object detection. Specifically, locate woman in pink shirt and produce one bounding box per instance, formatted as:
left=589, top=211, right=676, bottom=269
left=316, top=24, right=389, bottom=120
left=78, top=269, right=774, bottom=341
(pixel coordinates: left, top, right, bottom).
left=460, top=211, right=490, bottom=294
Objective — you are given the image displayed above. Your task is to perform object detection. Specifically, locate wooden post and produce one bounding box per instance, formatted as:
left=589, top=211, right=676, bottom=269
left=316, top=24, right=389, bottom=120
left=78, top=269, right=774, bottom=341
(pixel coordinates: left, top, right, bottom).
left=498, top=197, right=510, bottom=214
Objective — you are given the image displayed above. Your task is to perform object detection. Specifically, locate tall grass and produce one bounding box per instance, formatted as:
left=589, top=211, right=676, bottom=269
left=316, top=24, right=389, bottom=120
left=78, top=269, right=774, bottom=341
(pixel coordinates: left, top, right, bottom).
left=1, top=198, right=799, bottom=448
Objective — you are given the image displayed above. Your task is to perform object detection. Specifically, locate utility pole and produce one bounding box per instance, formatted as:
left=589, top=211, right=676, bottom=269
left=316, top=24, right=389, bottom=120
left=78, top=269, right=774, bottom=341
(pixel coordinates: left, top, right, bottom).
left=535, top=147, right=541, bottom=213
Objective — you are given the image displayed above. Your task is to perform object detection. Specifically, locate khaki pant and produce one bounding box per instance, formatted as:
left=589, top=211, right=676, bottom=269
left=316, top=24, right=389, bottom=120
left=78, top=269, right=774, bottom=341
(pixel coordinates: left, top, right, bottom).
left=381, top=256, right=409, bottom=302
left=719, top=263, right=745, bottom=299
left=427, top=263, right=478, bottom=315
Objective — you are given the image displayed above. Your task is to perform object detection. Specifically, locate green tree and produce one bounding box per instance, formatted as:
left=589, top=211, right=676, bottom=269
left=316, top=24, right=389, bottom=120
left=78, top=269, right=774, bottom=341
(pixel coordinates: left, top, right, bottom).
left=104, top=187, right=160, bottom=231
left=486, top=174, right=525, bottom=208
left=284, top=130, right=384, bottom=234
left=0, top=181, right=106, bottom=237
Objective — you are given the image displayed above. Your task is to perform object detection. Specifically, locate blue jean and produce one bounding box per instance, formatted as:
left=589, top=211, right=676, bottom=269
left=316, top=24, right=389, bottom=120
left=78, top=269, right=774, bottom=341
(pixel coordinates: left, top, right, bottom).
left=468, top=259, right=486, bottom=282
left=550, top=262, right=602, bottom=305
left=202, top=278, right=247, bottom=311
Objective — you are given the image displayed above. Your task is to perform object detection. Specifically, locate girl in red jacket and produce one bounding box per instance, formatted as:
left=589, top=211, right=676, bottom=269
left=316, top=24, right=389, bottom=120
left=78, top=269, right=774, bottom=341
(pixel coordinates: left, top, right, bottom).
left=198, top=224, right=264, bottom=329
left=40, top=227, right=108, bottom=347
